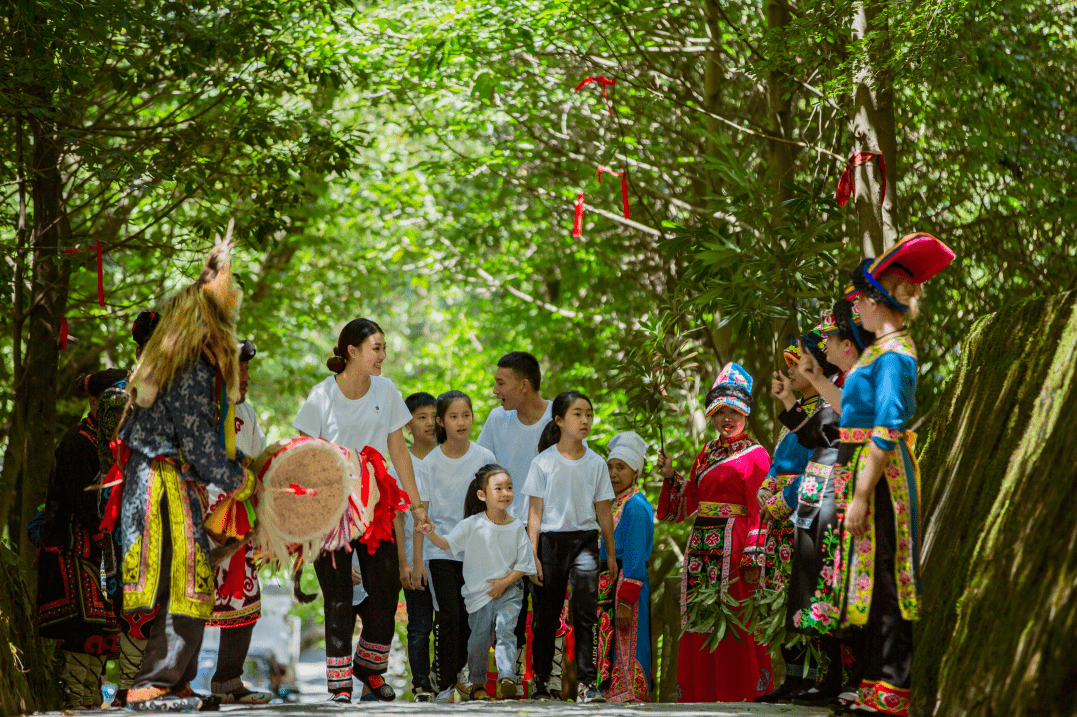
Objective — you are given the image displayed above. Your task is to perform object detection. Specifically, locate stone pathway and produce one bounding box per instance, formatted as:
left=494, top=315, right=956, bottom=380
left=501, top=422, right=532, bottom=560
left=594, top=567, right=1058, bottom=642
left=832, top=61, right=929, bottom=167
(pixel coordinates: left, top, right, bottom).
left=44, top=702, right=831, bottom=717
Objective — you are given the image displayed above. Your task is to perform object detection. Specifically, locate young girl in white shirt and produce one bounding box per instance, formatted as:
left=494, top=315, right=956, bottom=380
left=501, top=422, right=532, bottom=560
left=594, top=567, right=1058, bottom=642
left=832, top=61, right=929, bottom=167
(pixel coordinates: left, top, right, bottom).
left=523, top=391, right=619, bottom=703
left=414, top=391, right=496, bottom=702
left=425, top=464, right=537, bottom=701
left=292, top=318, right=431, bottom=703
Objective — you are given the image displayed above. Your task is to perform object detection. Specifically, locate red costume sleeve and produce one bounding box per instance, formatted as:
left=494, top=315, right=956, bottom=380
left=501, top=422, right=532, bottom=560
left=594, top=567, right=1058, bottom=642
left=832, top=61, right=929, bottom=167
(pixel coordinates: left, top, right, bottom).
left=741, top=445, right=773, bottom=568
left=657, top=449, right=703, bottom=522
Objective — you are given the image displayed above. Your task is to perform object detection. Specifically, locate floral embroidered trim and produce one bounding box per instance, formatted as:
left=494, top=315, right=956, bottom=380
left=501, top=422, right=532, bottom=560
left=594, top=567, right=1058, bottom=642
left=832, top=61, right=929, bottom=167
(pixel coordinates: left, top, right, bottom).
left=857, top=680, right=910, bottom=716
left=326, top=655, right=352, bottom=691
left=353, top=637, right=390, bottom=670
left=842, top=443, right=921, bottom=627
left=765, top=492, right=794, bottom=522
left=698, top=501, right=747, bottom=518
left=846, top=334, right=917, bottom=380
left=761, top=477, right=778, bottom=493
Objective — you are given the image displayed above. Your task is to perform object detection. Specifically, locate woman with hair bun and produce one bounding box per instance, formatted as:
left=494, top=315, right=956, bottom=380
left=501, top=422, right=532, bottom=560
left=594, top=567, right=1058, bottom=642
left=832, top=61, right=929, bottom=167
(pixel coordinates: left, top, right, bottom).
left=815, top=233, right=954, bottom=717
left=655, top=363, right=773, bottom=703
left=293, top=318, right=432, bottom=703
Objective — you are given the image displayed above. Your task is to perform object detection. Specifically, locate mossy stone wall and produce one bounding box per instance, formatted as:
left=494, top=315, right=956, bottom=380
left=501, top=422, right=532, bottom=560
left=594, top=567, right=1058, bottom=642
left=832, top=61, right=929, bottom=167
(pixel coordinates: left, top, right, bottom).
left=0, top=541, right=61, bottom=716
left=913, top=291, right=1077, bottom=716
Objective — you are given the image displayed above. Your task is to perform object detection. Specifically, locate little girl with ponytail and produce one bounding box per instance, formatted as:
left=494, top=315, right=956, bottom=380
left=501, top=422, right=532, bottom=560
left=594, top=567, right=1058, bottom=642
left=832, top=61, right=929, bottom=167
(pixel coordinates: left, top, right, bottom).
left=522, top=391, right=619, bottom=703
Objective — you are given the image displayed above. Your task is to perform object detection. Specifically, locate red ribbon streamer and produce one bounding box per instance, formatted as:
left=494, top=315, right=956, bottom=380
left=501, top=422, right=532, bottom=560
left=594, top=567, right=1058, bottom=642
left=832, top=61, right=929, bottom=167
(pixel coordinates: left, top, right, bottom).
left=836, top=151, right=886, bottom=208
left=598, top=167, right=631, bottom=219
left=58, top=317, right=69, bottom=350
left=287, top=483, right=318, bottom=497
left=63, top=239, right=106, bottom=306
left=573, top=193, right=585, bottom=237
left=574, top=76, right=616, bottom=116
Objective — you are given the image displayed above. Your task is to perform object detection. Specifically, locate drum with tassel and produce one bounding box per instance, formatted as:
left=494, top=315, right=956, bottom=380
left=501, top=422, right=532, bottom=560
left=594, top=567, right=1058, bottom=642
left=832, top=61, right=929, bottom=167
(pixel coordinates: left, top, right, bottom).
left=248, top=436, right=380, bottom=565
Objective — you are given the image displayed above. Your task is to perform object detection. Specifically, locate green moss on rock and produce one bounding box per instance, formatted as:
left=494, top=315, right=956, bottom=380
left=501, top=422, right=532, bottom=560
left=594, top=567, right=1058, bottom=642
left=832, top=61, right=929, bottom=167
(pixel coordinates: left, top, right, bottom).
left=0, top=541, right=62, bottom=716
left=913, top=292, right=1077, bottom=716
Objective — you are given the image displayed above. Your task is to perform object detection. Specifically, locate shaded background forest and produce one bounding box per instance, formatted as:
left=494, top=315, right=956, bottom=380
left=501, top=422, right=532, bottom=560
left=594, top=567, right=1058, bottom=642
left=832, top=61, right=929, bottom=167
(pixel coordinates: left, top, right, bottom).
left=2, top=0, right=1076, bottom=687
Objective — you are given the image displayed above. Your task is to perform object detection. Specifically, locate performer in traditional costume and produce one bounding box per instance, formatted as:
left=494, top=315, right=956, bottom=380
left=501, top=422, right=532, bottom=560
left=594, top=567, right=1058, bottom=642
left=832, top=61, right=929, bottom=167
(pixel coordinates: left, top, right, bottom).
left=109, top=310, right=161, bottom=708
left=35, top=369, right=127, bottom=709
left=656, top=363, right=773, bottom=702
left=596, top=431, right=654, bottom=702
left=114, top=230, right=256, bottom=711
left=815, top=233, right=953, bottom=716
left=756, top=329, right=838, bottom=702
left=776, top=303, right=872, bottom=706
left=204, top=339, right=272, bottom=704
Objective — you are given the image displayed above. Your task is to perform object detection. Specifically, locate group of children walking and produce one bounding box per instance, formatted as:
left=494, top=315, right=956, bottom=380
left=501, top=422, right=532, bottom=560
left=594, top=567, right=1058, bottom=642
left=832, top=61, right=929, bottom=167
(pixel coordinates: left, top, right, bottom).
left=296, top=342, right=644, bottom=704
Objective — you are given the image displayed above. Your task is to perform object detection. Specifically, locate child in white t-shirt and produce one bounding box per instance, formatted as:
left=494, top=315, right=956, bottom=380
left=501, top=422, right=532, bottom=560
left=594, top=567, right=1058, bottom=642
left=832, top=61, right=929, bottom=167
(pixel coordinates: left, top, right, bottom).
left=415, top=391, right=496, bottom=702
left=523, top=390, right=618, bottom=703
left=388, top=392, right=438, bottom=701
left=425, top=464, right=536, bottom=701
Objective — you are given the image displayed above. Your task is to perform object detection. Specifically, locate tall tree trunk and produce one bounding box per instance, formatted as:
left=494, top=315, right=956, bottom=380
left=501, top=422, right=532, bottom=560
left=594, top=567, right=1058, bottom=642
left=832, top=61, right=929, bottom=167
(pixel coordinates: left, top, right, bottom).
left=700, top=0, right=726, bottom=201
left=851, top=0, right=899, bottom=257
left=766, top=0, right=800, bottom=348
left=766, top=0, right=796, bottom=207
left=2, top=102, right=72, bottom=573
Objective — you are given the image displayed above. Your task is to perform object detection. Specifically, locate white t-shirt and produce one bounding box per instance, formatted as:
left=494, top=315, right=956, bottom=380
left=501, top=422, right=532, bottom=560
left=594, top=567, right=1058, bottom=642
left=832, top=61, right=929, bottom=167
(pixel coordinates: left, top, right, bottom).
left=443, top=513, right=537, bottom=613
left=389, top=452, right=424, bottom=566
left=235, top=400, right=267, bottom=458
left=417, top=442, right=496, bottom=562
left=522, top=446, right=615, bottom=532
left=476, top=402, right=553, bottom=523
left=292, top=375, right=410, bottom=460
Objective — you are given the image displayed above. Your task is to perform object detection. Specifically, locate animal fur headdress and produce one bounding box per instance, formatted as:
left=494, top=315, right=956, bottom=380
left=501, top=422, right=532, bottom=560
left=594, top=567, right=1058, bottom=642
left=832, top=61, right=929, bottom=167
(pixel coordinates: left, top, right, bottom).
left=129, top=221, right=243, bottom=407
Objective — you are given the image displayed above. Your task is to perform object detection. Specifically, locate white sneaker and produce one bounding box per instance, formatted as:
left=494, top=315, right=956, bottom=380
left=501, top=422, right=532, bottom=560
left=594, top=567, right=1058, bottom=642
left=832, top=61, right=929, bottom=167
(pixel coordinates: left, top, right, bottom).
left=434, top=688, right=455, bottom=703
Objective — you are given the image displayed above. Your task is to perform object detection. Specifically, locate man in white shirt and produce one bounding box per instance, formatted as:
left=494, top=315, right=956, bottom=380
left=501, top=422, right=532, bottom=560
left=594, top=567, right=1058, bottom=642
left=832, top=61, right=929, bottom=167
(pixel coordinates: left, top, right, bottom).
left=475, top=352, right=566, bottom=695
left=208, top=339, right=271, bottom=704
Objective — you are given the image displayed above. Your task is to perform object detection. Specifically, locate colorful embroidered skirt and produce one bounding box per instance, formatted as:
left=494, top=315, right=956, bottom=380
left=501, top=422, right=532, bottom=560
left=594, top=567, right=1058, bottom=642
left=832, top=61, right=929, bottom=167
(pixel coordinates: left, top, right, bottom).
left=596, top=566, right=650, bottom=702
left=36, top=524, right=119, bottom=656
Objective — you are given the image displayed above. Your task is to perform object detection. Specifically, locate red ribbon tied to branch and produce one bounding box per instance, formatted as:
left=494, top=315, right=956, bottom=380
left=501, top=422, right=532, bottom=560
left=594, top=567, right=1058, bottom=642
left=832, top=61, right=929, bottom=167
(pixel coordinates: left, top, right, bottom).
left=835, top=151, right=886, bottom=208
left=63, top=238, right=106, bottom=306
left=597, top=166, right=631, bottom=219
left=573, top=193, right=585, bottom=237
left=574, top=76, right=616, bottom=116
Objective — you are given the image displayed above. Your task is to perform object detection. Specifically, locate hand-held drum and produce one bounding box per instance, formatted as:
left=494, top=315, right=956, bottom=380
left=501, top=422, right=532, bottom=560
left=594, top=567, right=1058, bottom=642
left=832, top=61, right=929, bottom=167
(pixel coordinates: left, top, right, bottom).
left=251, top=436, right=378, bottom=565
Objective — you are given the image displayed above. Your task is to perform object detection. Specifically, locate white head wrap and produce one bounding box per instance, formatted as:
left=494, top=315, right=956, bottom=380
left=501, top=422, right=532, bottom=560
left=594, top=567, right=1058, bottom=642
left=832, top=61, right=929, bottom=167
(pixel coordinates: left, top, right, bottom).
left=608, top=431, right=648, bottom=474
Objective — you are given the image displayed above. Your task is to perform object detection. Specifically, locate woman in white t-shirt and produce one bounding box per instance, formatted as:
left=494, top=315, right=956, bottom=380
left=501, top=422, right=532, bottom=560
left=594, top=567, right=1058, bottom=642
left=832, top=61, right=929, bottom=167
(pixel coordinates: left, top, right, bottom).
left=293, top=318, right=431, bottom=704
left=523, top=390, right=619, bottom=703
left=414, top=390, right=496, bottom=702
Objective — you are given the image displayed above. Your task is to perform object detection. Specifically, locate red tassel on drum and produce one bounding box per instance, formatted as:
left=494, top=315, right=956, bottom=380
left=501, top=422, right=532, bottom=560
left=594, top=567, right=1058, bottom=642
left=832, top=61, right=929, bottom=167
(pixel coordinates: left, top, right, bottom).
left=358, top=447, right=412, bottom=554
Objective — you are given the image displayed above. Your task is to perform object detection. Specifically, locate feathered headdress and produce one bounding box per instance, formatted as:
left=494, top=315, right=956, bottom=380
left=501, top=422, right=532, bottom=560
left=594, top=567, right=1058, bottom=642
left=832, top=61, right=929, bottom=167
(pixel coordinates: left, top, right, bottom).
left=129, top=221, right=243, bottom=407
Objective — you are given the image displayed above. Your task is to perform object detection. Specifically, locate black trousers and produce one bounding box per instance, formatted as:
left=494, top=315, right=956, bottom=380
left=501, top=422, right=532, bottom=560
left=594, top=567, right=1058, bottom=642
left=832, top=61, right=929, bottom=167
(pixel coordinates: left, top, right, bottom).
left=314, top=538, right=400, bottom=691
left=429, top=559, right=470, bottom=691
left=513, top=578, right=532, bottom=653
left=859, top=478, right=913, bottom=689
left=133, top=495, right=205, bottom=691
left=533, top=530, right=599, bottom=685
left=211, top=622, right=254, bottom=692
